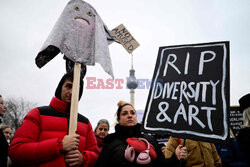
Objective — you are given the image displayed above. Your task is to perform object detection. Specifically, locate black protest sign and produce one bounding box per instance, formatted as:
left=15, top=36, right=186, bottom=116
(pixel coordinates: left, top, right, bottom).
left=142, top=41, right=230, bottom=144
left=229, top=106, right=243, bottom=137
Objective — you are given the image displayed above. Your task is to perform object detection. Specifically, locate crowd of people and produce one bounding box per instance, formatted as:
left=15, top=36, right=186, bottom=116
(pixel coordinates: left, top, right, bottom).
left=0, top=73, right=249, bottom=167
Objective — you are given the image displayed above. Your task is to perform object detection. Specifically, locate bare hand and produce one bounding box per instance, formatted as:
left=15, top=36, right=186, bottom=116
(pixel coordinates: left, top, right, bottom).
left=62, top=134, right=80, bottom=152
left=175, top=145, right=187, bottom=160
left=65, top=150, right=83, bottom=167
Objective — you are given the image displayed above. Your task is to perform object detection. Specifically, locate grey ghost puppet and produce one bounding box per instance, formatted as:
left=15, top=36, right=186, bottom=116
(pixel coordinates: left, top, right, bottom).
left=36, top=0, right=115, bottom=78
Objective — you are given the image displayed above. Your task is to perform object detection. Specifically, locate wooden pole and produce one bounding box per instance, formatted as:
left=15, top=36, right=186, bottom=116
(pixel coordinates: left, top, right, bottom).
left=180, top=139, right=186, bottom=167
left=230, top=128, right=235, bottom=138
left=69, top=62, right=81, bottom=135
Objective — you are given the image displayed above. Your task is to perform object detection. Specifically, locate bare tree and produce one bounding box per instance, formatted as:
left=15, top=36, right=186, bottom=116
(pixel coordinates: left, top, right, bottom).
left=2, top=97, right=37, bottom=132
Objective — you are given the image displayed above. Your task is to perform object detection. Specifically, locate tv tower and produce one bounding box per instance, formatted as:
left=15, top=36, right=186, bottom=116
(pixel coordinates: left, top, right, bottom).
left=126, top=54, right=137, bottom=106
left=110, top=24, right=140, bottom=106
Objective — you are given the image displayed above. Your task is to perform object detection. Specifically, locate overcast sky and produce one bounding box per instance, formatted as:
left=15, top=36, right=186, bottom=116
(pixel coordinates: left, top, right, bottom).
left=0, top=0, right=250, bottom=130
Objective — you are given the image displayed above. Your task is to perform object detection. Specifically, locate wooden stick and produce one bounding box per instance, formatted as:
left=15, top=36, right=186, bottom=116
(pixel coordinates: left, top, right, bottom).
left=230, top=128, right=235, bottom=138
left=179, top=138, right=186, bottom=167
left=69, top=62, right=81, bottom=135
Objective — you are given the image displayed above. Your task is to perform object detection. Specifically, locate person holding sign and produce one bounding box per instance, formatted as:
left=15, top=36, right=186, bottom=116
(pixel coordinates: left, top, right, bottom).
left=95, top=100, right=187, bottom=167
left=8, top=73, right=99, bottom=167
left=164, top=137, right=222, bottom=167
left=237, top=93, right=250, bottom=165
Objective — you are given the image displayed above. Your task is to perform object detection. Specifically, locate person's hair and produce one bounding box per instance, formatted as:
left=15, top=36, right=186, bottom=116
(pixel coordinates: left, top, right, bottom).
left=55, top=72, right=84, bottom=101
left=116, top=100, right=135, bottom=120
left=0, top=94, right=2, bottom=97
left=94, top=119, right=110, bottom=132
left=242, top=107, right=250, bottom=127
left=0, top=125, right=11, bottom=131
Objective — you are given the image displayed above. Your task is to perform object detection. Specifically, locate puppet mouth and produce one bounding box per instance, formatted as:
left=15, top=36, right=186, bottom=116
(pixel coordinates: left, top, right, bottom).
left=74, top=16, right=90, bottom=25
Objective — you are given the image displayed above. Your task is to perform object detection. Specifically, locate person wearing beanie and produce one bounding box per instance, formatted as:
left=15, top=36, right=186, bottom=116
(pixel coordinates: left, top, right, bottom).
left=95, top=100, right=187, bottom=167
left=94, top=119, right=110, bottom=152
left=8, top=73, right=99, bottom=167
left=237, top=93, right=250, bottom=165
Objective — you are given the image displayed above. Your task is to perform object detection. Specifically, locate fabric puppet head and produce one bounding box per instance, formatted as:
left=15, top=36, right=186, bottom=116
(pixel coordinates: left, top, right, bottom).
left=36, top=0, right=115, bottom=78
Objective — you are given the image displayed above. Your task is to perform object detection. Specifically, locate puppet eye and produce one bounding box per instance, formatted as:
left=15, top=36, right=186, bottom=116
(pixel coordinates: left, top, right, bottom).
left=74, top=6, right=80, bottom=11
left=87, top=10, right=93, bottom=16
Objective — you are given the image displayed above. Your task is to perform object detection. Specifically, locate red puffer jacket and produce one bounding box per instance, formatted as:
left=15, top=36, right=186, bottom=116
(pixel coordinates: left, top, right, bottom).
left=9, top=97, right=99, bottom=167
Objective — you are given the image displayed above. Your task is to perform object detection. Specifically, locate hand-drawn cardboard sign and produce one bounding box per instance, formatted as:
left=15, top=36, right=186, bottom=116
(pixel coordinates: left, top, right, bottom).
left=142, top=41, right=230, bottom=144
left=111, top=24, right=139, bottom=53
left=229, top=106, right=243, bottom=137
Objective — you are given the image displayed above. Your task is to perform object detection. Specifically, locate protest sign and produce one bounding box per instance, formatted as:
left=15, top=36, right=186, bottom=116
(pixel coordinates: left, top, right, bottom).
left=229, top=106, right=243, bottom=137
left=142, top=41, right=230, bottom=143
left=111, top=24, right=140, bottom=53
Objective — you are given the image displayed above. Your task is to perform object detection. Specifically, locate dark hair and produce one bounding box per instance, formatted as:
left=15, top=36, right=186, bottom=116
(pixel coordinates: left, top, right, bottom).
left=55, top=72, right=84, bottom=101
left=116, top=102, right=134, bottom=120
left=0, top=95, right=2, bottom=97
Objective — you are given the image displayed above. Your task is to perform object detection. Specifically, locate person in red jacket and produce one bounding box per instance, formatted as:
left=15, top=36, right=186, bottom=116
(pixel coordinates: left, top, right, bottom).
left=9, top=72, right=99, bottom=167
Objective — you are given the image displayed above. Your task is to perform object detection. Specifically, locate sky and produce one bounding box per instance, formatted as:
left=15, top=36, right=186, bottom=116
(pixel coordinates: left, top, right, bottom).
left=0, top=0, right=250, bottom=131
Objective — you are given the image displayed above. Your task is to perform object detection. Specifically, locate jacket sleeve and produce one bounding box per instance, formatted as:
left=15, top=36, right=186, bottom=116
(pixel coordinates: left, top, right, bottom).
left=82, top=122, right=99, bottom=167
left=146, top=135, right=181, bottom=167
left=0, top=129, right=9, bottom=166
left=164, top=136, right=178, bottom=158
left=8, top=108, right=62, bottom=165
left=94, top=141, right=111, bottom=167
left=95, top=133, right=118, bottom=167
left=211, top=143, right=222, bottom=167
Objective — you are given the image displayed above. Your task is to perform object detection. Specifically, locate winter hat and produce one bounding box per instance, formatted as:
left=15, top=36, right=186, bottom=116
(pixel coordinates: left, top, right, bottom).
left=239, top=93, right=250, bottom=112
left=55, top=72, right=83, bottom=101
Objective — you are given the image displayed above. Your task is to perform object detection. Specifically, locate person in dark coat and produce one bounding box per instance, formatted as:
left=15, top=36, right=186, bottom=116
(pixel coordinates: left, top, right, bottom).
left=237, top=93, right=250, bottom=165
left=0, top=94, right=8, bottom=167
left=95, top=100, right=187, bottom=167
left=216, top=128, right=248, bottom=167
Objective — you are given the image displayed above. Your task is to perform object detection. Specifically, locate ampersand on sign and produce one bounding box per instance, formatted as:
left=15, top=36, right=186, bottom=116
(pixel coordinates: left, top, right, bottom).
left=156, top=101, right=172, bottom=123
